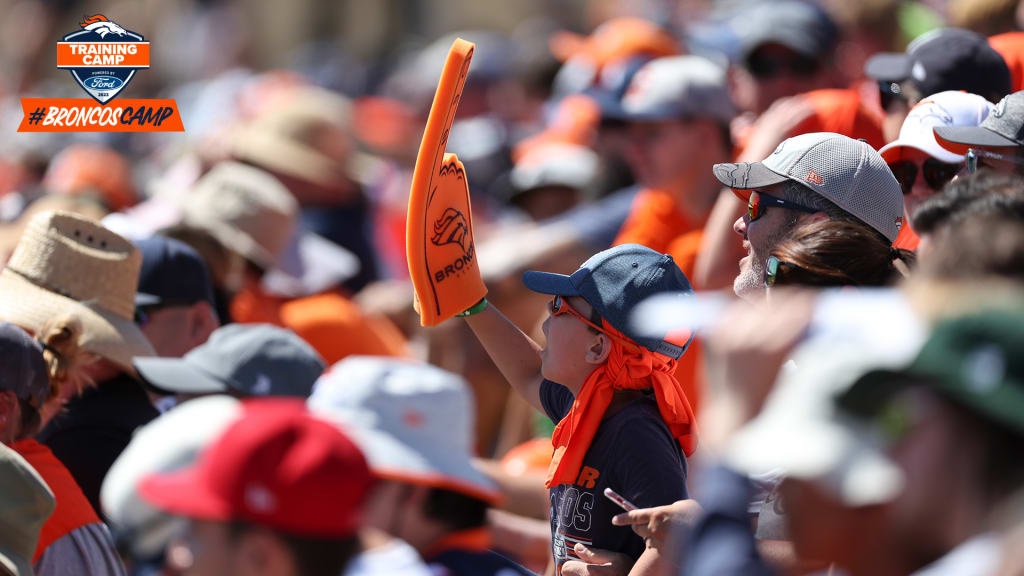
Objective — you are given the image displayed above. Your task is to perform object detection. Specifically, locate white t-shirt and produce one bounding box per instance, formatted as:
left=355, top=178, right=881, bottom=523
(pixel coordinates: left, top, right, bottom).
left=343, top=539, right=433, bottom=576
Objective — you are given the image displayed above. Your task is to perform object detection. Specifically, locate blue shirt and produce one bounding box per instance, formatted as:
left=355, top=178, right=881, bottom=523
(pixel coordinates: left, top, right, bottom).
left=540, top=380, right=688, bottom=571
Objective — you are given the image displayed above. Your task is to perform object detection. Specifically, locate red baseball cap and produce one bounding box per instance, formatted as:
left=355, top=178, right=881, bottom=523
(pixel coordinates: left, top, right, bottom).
left=139, top=398, right=372, bottom=538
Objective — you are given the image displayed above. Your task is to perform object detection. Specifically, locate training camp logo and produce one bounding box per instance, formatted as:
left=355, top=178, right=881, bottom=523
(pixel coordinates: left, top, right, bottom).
left=18, top=14, right=182, bottom=133
left=60, top=15, right=146, bottom=104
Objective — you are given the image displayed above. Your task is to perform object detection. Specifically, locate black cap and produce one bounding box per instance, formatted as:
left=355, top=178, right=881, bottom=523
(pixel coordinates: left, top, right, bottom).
left=134, top=235, right=216, bottom=309
left=865, top=28, right=1011, bottom=103
left=935, top=91, right=1024, bottom=153
left=735, top=1, right=839, bottom=62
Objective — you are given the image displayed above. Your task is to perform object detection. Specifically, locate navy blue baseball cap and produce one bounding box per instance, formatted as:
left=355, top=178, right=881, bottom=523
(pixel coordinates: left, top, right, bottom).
left=522, top=244, right=693, bottom=358
left=0, top=322, right=49, bottom=411
left=134, top=235, right=216, bottom=309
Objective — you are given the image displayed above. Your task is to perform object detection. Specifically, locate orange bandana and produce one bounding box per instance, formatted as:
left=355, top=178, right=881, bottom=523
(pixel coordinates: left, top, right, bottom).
left=545, top=323, right=698, bottom=488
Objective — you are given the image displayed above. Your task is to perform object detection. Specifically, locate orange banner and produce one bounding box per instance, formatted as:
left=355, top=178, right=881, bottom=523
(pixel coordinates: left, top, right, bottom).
left=56, top=42, right=150, bottom=68
left=18, top=98, right=183, bottom=132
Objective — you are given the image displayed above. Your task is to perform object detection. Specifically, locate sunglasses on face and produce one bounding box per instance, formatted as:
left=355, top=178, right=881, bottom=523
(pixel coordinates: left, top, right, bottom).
left=877, top=80, right=910, bottom=112
left=966, top=148, right=1024, bottom=175
left=887, top=158, right=961, bottom=195
left=763, top=255, right=796, bottom=288
left=747, top=190, right=818, bottom=223
left=549, top=295, right=603, bottom=328
left=746, top=52, right=820, bottom=79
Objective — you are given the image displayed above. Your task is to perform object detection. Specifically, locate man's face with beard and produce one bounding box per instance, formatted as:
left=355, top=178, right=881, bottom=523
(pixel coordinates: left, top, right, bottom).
left=732, top=182, right=809, bottom=300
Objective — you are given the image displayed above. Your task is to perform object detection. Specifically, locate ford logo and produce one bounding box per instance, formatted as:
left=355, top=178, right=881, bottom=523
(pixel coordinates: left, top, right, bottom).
left=85, top=76, right=123, bottom=90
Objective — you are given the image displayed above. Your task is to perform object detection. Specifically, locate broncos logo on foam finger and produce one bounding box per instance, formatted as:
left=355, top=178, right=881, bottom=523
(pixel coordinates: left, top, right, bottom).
left=431, top=208, right=470, bottom=255
left=79, top=15, right=128, bottom=38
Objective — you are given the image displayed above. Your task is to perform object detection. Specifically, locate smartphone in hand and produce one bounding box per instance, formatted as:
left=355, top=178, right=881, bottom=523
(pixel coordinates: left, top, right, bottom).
left=603, top=487, right=639, bottom=512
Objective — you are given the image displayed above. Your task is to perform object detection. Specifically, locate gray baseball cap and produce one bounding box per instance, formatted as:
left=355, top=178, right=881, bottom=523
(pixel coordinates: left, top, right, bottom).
left=0, top=322, right=48, bottom=411
left=604, top=55, right=735, bottom=124
left=935, top=91, right=1024, bottom=154
left=713, top=132, right=905, bottom=243
left=133, top=324, right=325, bottom=398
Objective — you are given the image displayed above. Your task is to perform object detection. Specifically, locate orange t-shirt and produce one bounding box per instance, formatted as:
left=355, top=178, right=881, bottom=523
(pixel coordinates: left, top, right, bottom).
left=13, top=438, right=101, bottom=562
left=232, top=287, right=408, bottom=365
left=613, top=188, right=704, bottom=282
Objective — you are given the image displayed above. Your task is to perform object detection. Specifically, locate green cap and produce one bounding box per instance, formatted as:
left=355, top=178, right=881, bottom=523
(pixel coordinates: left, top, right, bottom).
left=840, top=308, right=1024, bottom=435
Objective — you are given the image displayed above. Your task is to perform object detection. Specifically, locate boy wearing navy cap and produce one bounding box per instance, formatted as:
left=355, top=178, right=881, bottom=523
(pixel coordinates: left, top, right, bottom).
left=461, top=243, right=695, bottom=573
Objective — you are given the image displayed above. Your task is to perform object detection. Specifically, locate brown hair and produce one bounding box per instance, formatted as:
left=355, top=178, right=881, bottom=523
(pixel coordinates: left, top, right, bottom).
left=918, top=214, right=1024, bottom=282
left=35, top=314, right=92, bottom=405
left=769, top=218, right=915, bottom=287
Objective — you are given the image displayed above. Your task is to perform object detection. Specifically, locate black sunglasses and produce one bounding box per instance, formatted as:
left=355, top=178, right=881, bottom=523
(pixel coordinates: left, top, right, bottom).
left=746, top=52, right=820, bottom=79
left=887, top=158, right=961, bottom=195
left=747, top=190, right=818, bottom=222
left=763, top=255, right=798, bottom=288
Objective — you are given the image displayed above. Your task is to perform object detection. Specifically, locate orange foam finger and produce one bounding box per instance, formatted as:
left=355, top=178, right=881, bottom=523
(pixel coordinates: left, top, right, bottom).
left=406, top=38, right=486, bottom=327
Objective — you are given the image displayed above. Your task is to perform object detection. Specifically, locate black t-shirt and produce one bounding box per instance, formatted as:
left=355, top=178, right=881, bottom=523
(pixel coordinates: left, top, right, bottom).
left=540, top=380, right=688, bottom=571
left=38, top=372, right=159, bottom=516
left=430, top=549, right=537, bottom=576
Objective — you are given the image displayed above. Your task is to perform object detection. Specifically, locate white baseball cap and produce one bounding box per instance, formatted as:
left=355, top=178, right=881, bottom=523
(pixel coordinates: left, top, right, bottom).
left=308, top=356, right=501, bottom=503
left=101, top=396, right=243, bottom=558
left=879, top=90, right=993, bottom=164
left=714, top=132, right=905, bottom=243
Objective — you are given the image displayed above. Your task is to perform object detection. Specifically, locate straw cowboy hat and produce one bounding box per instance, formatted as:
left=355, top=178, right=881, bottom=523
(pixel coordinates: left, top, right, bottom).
left=0, top=211, right=155, bottom=372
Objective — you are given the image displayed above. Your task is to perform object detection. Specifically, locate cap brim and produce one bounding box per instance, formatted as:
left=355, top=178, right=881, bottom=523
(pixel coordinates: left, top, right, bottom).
left=521, top=270, right=579, bottom=296
left=0, top=271, right=155, bottom=375
left=133, top=358, right=230, bottom=396
left=726, top=414, right=904, bottom=507
left=0, top=547, right=33, bottom=576
left=261, top=231, right=361, bottom=298
left=934, top=126, right=1022, bottom=155
left=138, top=466, right=232, bottom=521
left=878, top=141, right=964, bottom=165
left=712, top=162, right=790, bottom=197
left=864, top=52, right=911, bottom=81
left=314, top=411, right=502, bottom=505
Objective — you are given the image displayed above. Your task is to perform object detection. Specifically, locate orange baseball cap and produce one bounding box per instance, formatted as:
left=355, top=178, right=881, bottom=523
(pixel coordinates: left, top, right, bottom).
left=42, top=145, right=135, bottom=212
left=549, top=18, right=678, bottom=68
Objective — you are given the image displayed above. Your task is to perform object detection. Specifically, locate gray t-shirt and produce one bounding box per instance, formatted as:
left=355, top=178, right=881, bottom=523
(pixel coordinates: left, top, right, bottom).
left=35, top=523, right=126, bottom=576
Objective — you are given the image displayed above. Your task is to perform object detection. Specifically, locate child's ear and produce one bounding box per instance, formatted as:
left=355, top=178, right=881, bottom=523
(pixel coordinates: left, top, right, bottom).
left=585, top=333, right=612, bottom=365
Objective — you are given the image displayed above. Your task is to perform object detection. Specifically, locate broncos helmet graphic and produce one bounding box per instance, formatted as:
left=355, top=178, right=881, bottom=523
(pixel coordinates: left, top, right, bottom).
left=58, top=15, right=149, bottom=104
left=431, top=207, right=471, bottom=255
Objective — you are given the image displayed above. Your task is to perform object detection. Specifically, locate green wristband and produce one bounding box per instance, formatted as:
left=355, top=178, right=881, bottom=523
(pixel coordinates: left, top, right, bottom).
left=456, top=298, right=488, bottom=317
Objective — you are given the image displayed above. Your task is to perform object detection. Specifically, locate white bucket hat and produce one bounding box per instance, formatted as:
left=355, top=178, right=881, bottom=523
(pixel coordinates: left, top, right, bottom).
left=308, top=356, right=501, bottom=503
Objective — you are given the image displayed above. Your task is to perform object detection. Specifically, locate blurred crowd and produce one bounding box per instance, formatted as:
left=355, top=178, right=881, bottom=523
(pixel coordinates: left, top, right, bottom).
left=2, top=0, right=1024, bottom=575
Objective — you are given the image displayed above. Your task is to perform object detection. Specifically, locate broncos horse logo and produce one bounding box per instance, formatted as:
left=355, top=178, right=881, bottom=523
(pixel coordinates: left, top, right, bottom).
left=80, top=14, right=128, bottom=38
left=431, top=208, right=470, bottom=255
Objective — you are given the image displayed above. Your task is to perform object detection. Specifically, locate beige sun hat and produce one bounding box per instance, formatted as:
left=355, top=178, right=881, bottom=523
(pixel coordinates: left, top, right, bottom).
left=0, top=211, right=155, bottom=372
left=229, top=85, right=376, bottom=188
left=180, top=162, right=298, bottom=270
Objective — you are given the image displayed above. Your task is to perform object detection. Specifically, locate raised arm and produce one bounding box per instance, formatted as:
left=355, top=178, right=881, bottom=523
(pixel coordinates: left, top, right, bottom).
left=464, top=303, right=546, bottom=413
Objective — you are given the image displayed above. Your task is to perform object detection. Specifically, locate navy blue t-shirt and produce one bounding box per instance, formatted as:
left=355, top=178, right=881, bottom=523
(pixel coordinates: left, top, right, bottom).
left=540, top=380, right=688, bottom=571
left=430, top=549, right=537, bottom=576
